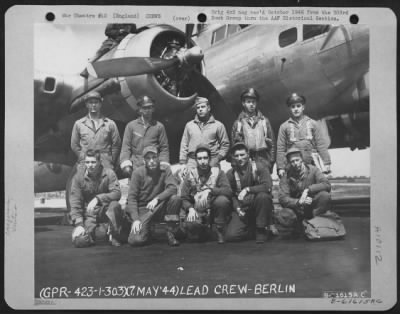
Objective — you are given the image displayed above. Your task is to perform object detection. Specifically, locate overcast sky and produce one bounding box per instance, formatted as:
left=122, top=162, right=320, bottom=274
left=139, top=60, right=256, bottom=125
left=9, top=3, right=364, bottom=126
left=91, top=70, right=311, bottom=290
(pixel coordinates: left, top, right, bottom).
left=34, top=23, right=370, bottom=177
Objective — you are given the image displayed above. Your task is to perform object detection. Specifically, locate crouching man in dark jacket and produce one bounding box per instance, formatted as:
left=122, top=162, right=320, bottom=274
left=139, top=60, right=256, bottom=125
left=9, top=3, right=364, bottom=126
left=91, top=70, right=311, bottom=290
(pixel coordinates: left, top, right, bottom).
left=180, top=144, right=232, bottom=244
left=126, top=146, right=181, bottom=247
left=70, top=149, right=125, bottom=248
left=225, top=142, right=275, bottom=243
left=276, top=147, right=331, bottom=237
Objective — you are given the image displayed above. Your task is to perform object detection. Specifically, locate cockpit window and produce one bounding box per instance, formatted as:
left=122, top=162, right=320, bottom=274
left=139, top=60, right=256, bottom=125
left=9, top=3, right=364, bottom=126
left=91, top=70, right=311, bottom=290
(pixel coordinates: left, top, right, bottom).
left=303, top=25, right=330, bottom=41
left=279, top=27, right=297, bottom=48
left=211, top=25, right=227, bottom=44
left=227, top=24, right=241, bottom=36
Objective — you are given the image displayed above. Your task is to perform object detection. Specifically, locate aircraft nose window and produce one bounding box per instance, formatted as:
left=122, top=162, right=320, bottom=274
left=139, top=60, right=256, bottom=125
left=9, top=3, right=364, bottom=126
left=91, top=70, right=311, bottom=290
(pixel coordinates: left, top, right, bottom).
left=44, top=77, right=56, bottom=93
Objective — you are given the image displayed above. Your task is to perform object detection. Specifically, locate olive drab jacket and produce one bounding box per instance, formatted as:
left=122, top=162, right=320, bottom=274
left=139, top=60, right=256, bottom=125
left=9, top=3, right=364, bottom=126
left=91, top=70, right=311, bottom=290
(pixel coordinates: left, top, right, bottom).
left=276, top=115, right=331, bottom=170
left=120, top=117, right=170, bottom=170
left=278, top=164, right=331, bottom=210
left=70, top=166, right=121, bottom=226
left=71, top=115, right=121, bottom=169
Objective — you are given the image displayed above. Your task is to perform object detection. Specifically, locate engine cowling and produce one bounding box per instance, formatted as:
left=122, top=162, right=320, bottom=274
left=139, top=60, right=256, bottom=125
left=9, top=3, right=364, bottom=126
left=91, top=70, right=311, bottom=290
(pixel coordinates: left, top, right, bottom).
left=98, top=24, right=202, bottom=116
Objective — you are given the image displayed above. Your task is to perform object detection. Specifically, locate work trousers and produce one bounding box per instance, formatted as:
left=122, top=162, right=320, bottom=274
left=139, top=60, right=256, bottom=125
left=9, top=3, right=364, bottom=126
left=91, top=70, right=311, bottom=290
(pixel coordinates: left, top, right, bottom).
left=225, top=192, right=274, bottom=242
left=275, top=191, right=331, bottom=237
left=128, top=195, right=181, bottom=246
left=73, top=201, right=126, bottom=247
left=183, top=195, right=231, bottom=242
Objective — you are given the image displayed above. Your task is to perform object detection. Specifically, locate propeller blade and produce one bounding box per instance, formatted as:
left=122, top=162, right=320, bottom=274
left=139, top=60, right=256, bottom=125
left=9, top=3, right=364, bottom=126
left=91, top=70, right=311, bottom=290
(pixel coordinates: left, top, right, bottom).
left=87, top=57, right=179, bottom=78
left=185, top=24, right=195, bottom=48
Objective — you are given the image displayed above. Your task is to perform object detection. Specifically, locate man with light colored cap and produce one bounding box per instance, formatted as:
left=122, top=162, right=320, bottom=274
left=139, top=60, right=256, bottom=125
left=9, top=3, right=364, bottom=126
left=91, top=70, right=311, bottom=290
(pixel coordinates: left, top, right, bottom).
left=120, top=95, right=170, bottom=178
left=179, top=96, right=230, bottom=170
left=276, top=93, right=331, bottom=178
left=179, top=144, right=232, bottom=244
left=71, top=91, right=121, bottom=171
left=225, top=142, right=275, bottom=243
left=126, top=145, right=181, bottom=247
left=231, top=88, right=276, bottom=172
left=70, top=149, right=127, bottom=248
left=276, top=147, right=331, bottom=238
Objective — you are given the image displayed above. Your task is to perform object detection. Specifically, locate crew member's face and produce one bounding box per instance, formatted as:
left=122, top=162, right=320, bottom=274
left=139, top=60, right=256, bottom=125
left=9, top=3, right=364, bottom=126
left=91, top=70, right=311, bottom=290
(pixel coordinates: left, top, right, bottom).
left=196, top=151, right=210, bottom=170
left=85, top=156, right=100, bottom=175
left=290, top=103, right=305, bottom=118
left=242, top=97, right=257, bottom=114
left=196, top=102, right=211, bottom=119
left=86, top=98, right=102, bottom=115
left=288, top=154, right=303, bottom=172
left=233, top=149, right=249, bottom=168
left=140, top=103, right=155, bottom=119
left=144, top=152, right=159, bottom=171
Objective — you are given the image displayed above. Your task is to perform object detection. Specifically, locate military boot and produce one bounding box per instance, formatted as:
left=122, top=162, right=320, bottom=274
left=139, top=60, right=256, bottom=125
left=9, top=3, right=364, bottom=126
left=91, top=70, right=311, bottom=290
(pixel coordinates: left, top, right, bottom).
left=256, top=228, right=267, bottom=244
left=216, top=225, right=225, bottom=244
left=166, top=226, right=180, bottom=247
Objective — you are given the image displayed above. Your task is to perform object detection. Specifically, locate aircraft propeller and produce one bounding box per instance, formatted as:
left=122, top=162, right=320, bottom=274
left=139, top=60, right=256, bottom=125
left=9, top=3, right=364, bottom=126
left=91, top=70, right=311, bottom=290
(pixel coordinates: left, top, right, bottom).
left=86, top=46, right=203, bottom=79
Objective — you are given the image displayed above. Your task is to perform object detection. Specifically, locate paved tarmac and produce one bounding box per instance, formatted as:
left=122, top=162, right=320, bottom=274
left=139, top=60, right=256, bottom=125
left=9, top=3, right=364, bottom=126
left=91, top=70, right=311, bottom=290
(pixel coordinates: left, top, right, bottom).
left=35, top=216, right=370, bottom=299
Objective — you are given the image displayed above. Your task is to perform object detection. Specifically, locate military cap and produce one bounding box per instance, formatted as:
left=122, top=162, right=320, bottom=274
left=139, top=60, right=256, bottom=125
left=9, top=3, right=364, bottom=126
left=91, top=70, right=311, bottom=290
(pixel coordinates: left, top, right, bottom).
left=194, top=96, right=209, bottom=106
left=85, top=91, right=102, bottom=102
left=142, top=145, right=158, bottom=157
left=72, top=232, right=92, bottom=248
left=241, top=88, right=260, bottom=100
left=137, top=95, right=155, bottom=107
left=195, top=143, right=211, bottom=157
left=285, top=147, right=303, bottom=160
left=230, top=142, right=249, bottom=154
left=286, top=93, right=306, bottom=106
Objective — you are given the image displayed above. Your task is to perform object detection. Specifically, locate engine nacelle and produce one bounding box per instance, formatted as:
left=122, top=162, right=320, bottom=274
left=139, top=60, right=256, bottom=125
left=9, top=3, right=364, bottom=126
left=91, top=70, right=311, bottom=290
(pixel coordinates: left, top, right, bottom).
left=97, top=25, right=201, bottom=116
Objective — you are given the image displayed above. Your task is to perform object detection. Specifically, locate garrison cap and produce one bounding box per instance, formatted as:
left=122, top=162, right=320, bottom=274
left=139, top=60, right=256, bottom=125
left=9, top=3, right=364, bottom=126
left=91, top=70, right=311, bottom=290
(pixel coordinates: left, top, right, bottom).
left=137, top=95, right=155, bottom=107
left=142, top=145, right=158, bottom=157
left=72, top=233, right=92, bottom=248
left=195, top=143, right=211, bottom=157
left=194, top=96, right=209, bottom=106
left=286, top=93, right=306, bottom=106
left=241, top=88, right=260, bottom=100
left=85, top=91, right=102, bottom=102
left=285, top=147, right=303, bottom=160
left=230, top=142, right=249, bottom=154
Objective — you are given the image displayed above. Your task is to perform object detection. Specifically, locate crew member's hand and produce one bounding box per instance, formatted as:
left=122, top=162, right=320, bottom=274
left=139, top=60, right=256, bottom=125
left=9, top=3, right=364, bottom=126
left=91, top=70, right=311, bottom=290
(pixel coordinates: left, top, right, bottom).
left=131, top=220, right=142, bottom=234
left=324, top=165, right=331, bottom=174
left=72, top=226, right=86, bottom=240
left=179, top=165, right=188, bottom=179
left=147, top=198, right=158, bottom=211
left=87, top=197, right=98, bottom=215
left=160, top=161, right=170, bottom=170
left=238, top=187, right=249, bottom=201
left=304, top=197, right=313, bottom=205
left=122, top=166, right=133, bottom=178
left=298, top=189, right=309, bottom=205
left=187, top=208, right=198, bottom=222
left=278, top=169, right=285, bottom=178
left=236, top=208, right=246, bottom=217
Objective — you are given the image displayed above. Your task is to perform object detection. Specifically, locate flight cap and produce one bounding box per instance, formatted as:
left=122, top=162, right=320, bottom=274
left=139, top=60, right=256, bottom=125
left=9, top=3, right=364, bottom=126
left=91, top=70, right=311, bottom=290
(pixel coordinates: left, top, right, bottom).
left=142, top=145, right=158, bottom=157
left=194, top=96, right=209, bottom=106
left=286, top=93, right=306, bottom=106
left=85, top=91, right=102, bottom=102
left=72, top=232, right=92, bottom=248
left=195, top=143, right=211, bottom=157
left=137, top=95, right=155, bottom=107
left=286, top=147, right=303, bottom=160
left=230, top=142, right=249, bottom=155
left=241, top=88, right=260, bottom=100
